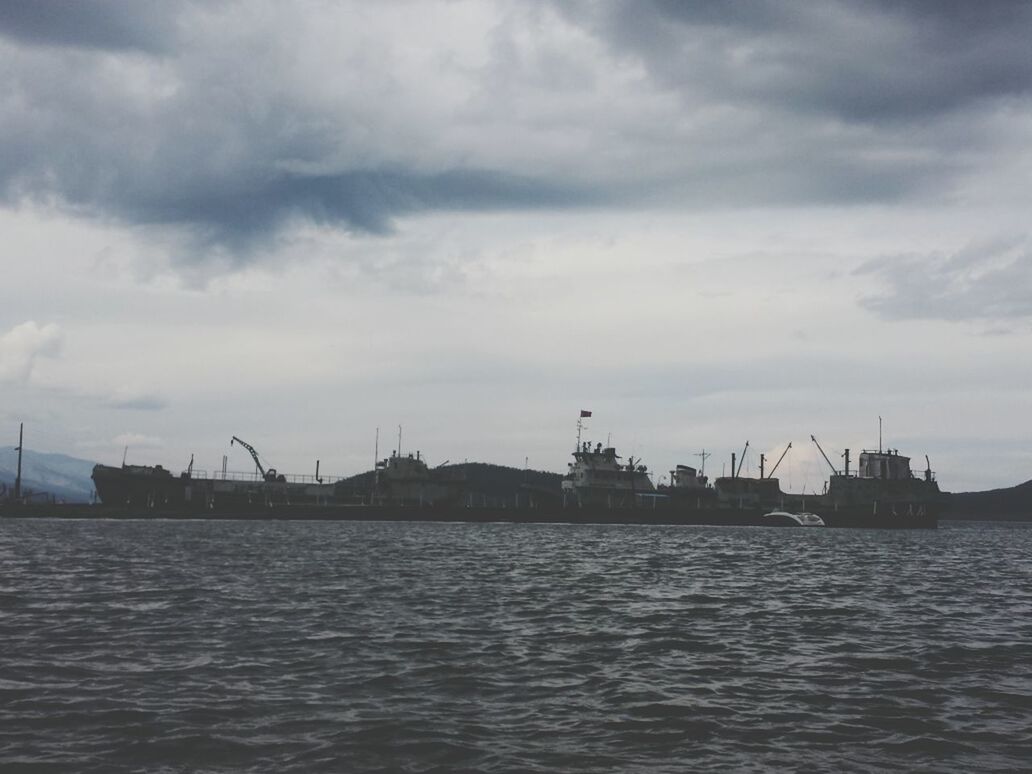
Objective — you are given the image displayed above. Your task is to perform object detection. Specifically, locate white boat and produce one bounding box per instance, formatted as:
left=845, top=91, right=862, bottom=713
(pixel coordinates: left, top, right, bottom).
left=762, top=510, right=825, bottom=527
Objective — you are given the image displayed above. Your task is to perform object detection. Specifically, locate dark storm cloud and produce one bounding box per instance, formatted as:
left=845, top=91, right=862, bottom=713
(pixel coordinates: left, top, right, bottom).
left=1, top=1, right=1030, bottom=269
left=129, top=169, right=603, bottom=246
left=0, top=0, right=181, bottom=53
left=572, top=0, right=1032, bottom=123
left=856, top=238, right=1032, bottom=322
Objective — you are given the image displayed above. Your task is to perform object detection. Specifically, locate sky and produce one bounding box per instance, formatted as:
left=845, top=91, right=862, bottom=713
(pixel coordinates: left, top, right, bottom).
left=2, top=0, right=1031, bottom=493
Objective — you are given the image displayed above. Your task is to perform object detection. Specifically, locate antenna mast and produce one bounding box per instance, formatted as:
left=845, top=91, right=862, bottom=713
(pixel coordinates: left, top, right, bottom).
left=695, top=449, right=711, bottom=476
left=576, top=410, right=591, bottom=450
left=373, top=427, right=380, bottom=501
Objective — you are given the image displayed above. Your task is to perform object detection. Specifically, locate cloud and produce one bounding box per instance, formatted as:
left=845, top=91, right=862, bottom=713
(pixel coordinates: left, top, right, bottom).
left=106, top=387, right=169, bottom=411
left=111, top=432, right=164, bottom=449
left=1, top=1, right=1031, bottom=275
left=0, top=321, right=62, bottom=382
left=855, top=237, right=1032, bottom=322
left=0, top=0, right=183, bottom=53
left=569, top=0, right=1032, bottom=123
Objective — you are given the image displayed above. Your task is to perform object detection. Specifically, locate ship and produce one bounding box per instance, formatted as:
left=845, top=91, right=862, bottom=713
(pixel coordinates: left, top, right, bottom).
left=82, top=418, right=942, bottom=528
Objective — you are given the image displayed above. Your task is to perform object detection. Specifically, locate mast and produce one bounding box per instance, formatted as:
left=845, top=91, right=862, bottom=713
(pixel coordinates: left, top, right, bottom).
left=879, top=416, right=883, bottom=454
left=14, top=423, right=23, bottom=501
left=695, top=449, right=711, bottom=476
left=576, top=410, right=591, bottom=451
left=373, top=427, right=380, bottom=502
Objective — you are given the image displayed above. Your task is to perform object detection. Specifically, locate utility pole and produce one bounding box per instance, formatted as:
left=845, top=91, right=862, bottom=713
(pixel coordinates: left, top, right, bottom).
left=14, top=423, right=23, bottom=501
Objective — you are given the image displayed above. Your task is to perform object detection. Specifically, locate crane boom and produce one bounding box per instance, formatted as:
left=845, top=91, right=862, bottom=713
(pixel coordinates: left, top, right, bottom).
left=735, top=440, right=749, bottom=478
left=231, top=436, right=267, bottom=478
left=767, top=441, right=792, bottom=478
left=810, top=435, right=838, bottom=475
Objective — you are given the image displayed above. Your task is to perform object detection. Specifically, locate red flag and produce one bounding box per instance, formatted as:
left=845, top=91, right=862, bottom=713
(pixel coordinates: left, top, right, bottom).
left=580, top=410, right=592, bottom=418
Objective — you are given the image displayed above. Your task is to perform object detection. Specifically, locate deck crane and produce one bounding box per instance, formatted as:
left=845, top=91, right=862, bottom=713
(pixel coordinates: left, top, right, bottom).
left=766, top=442, right=792, bottom=479
left=810, top=435, right=839, bottom=475
left=734, top=440, right=750, bottom=478
left=231, top=436, right=283, bottom=482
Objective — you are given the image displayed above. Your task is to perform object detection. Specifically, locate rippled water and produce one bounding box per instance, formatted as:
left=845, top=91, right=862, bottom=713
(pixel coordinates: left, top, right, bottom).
left=2, top=519, right=1031, bottom=773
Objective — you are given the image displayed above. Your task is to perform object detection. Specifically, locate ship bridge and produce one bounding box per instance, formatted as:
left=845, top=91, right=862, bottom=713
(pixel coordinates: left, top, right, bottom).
left=858, top=450, right=912, bottom=480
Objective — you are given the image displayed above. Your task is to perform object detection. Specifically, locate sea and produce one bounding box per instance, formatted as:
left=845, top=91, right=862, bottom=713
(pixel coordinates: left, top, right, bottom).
left=2, top=518, right=1030, bottom=773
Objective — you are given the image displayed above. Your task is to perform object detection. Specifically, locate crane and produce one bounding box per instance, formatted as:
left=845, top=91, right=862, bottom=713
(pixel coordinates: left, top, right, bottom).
left=811, top=435, right=839, bottom=475
left=231, top=436, right=280, bottom=482
left=767, top=441, right=792, bottom=479
left=735, top=440, right=749, bottom=478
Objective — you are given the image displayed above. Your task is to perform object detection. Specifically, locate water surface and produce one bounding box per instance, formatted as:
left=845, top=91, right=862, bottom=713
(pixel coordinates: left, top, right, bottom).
left=2, top=519, right=1030, bottom=772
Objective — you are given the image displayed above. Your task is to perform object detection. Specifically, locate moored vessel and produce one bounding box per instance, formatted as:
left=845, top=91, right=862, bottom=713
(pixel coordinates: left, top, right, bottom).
left=77, top=417, right=943, bottom=528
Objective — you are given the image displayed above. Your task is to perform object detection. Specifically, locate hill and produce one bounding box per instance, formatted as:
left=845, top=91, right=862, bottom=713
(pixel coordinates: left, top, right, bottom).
left=0, top=448, right=97, bottom=504
left=943, top=480, right=1032, bottom=521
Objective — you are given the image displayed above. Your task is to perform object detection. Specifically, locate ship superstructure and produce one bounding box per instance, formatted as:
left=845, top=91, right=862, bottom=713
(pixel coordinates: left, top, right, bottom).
left=562, top=440, right=655, bottom=507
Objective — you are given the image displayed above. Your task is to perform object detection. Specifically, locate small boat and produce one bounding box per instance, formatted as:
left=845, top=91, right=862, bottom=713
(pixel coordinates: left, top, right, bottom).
left=762, top=510, right=825, bottom=527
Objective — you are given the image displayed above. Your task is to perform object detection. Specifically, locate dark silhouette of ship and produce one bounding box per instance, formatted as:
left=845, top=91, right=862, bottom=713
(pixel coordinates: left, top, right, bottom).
left=88, top=420, right=942, bottom=528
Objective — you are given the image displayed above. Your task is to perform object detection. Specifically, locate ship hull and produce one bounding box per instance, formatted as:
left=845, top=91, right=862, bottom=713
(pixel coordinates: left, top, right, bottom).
left=6, top=500, right=939, bottom=528
left=81, top=464, right=939, bottom=528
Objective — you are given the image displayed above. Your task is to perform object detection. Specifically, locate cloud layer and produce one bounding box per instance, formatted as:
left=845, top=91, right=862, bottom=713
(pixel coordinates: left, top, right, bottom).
left=857, top=238, right=1032, bottom=322
left=0, top=321, right=62, bottom=383
left=3, top=1, right=1031, bottom=269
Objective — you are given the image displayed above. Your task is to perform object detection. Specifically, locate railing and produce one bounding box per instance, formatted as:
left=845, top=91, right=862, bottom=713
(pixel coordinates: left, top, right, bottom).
left=182, top=470, right=341, bottom=485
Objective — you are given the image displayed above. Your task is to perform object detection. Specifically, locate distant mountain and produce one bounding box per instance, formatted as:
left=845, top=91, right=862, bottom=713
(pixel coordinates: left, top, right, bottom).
left=943, top=480, right=1032, bottom=521
left=0, top=448, right=97, bottom=504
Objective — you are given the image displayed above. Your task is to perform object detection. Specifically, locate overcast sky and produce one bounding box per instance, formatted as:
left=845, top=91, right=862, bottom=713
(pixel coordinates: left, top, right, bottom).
left=3, top=0, right=1031, bottom=492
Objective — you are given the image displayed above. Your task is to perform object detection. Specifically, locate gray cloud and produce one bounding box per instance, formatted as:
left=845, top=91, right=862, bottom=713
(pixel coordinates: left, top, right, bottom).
left=570, top=0, right=1032, bottom=123
left=106, top=393, right=169, bottom=411
left=856, top=238, right=1032, bottom=322
left=1, top=1, right=1030, bottom=272
left=0, top=0, right=183, bottom=53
